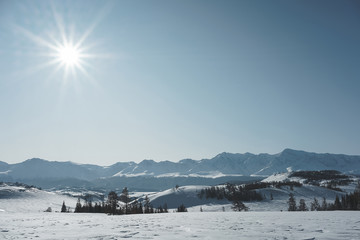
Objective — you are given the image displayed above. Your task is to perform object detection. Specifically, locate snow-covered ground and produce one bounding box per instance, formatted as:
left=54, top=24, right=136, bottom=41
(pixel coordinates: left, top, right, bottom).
left=0, top=184, right=78, bottom=213
left=1, top=211, right=360, bottom=239
left=1, top=181, right=360, bottom=239
left=1, top=184, right=359, bottom=239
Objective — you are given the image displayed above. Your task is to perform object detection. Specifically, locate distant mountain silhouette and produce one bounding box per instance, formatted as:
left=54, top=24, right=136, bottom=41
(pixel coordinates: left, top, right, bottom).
left=1, top=149, right=359, bottom=183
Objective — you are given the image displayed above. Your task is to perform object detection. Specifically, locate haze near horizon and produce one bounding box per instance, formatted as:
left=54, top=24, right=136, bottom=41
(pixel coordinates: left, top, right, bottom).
left=0, top=0, right=359, bottom=165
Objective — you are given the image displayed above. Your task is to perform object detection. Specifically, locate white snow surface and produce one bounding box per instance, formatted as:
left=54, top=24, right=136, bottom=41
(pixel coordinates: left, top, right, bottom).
left=0, top=184, right=78, bottom=213
left=1, top=211, right=360, bottom=239
left=261, top=172, right=292, bottom=182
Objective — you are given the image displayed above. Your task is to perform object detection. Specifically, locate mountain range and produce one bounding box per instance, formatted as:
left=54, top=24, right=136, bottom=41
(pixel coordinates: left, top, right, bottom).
left=1, top=149, right=359, bottom=191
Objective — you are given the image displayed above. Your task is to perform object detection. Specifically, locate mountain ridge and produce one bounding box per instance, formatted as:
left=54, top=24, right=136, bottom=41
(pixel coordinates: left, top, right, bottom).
left=1, top=149, right=360, bottom=182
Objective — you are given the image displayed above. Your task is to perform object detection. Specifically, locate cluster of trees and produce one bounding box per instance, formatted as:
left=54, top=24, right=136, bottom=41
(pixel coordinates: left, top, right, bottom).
left=176, top=204, right=187, bottom=212
left=231, top=200, right=249, bottom=211
left=73, top=187, right=170, bottom=215
left=288, top=188, right=360, bottom=211
left=198, top=181, right=303, bottom=203
left=290, top=170, right=349, bottom=181
left=287, top=193, right=309, bottom=211
left=241, top=181, right=302, bottom=191
left=327, top=190, right=360, bottom=210
left=197, top=183, right=263, bottom=212
left=290, top=170, right=352, bottom=190
left=198, top=183, right=263, bottom=202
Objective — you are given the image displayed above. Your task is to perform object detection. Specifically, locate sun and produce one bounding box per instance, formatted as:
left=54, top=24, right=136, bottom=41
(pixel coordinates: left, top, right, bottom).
left=14, top=2, right=113, bottom=84
left=57, top=43, right=80, bottom=67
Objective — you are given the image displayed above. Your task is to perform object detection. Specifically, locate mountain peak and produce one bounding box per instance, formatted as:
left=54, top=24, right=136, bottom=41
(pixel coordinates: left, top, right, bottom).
left=139, top=159, right=156, bottom=165
left=280, top=148, right=307, bottom=155
left=23, top=158, right=48, bottom=164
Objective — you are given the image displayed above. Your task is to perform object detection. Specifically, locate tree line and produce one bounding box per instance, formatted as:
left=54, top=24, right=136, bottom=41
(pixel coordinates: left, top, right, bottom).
left=71, top=187, right=170, bottom=215
left=58, top=187, right=191, bottom=215
left=198, top=181, right=302, bottom=202
left=288, top=187, right=360, bottom=211
left=198, top=183, right=263, bottom=202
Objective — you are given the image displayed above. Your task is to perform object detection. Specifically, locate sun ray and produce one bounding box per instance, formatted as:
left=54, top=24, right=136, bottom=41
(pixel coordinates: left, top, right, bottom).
left=13, top=2, right=116, bottom=91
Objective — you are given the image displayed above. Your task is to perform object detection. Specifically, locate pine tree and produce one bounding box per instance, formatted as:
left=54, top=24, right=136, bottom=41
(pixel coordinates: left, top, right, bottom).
left=298, top=199, right=308, bottom=211
left=310, top=198, right=320, bottom=211
left=137, top=201, right=143, bottom=214
left=120, top=187, right=130, bottom=214
left=163, top=203, right=168, bottom=213
left=75, top=198, right=82, bottom=213
left=321, top=197, right=327, bottom=211
left=61, top=201, right=67, bottom=213
left=157, top=205, right=163, bottom=213
left=107, top=191, right=118, bottom=214
left=287, top=193, right=296, bottom=211
left=88, top=201, right=93, bottom=213
left=144, top=195, right=151, bottom=213
left=334, top=195, right=342, bottom=210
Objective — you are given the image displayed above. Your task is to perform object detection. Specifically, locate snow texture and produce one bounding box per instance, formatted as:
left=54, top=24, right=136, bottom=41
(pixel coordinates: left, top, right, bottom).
left=1, top=211, right=360, bottom=239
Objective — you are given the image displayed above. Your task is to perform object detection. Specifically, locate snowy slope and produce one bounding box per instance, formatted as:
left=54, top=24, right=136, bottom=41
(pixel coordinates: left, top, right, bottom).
left=135, top=180, right=355, bottom=212
left=0, top=183, right=78, bottom=213
left=147, top=185, right=230, bottom=209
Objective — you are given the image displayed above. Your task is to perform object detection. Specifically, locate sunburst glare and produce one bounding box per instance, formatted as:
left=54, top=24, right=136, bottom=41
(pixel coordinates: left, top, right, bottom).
left=13, top=2, right=112, bottom=87
left=57, top=43, right=80, bottom=66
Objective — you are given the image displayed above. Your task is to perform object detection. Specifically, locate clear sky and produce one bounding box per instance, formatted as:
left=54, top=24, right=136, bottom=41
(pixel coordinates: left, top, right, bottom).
left=0, top=0, right=359, bottom=165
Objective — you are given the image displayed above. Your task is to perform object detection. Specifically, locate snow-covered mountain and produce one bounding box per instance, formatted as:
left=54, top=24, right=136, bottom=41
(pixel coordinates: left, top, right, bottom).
left=1, top=149, right=359, bottom=183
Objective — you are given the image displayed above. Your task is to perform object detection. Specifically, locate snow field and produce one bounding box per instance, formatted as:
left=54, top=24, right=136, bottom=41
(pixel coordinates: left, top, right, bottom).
left=0, top=186, right=78, bottom=213
left=1, top=211, right=360, bottom=239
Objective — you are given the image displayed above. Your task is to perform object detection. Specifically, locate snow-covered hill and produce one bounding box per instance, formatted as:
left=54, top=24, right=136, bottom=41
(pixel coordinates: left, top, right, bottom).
left=0, top=183, right=78, bottom=213
left=138, top=170, right=359, bottom=212
left=147, top=185, right=230, bottom=209
left=1, top=168, right=358, bottom=214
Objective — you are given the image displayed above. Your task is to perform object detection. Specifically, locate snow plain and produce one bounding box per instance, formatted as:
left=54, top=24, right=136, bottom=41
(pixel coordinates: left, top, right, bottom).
left=1, top=211, right=360, bottom=239
left=1, top=182, right=360, bottom=239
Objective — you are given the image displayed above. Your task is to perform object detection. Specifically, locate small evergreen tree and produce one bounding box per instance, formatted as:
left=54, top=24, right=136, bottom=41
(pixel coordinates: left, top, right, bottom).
left=334, top=195, right=342, bottom=210
left=120, top=187, right=130, bottom=214
left=75, top=198, right=82, bottom=213
left=61, top=201, right=67, bottom=213
left=107, top=191, right=118, bottom=214
left=321, top=197, right=328, bottom=211
left=163, top=203, right=168, bottom=213
left=298, top=199, right=308, bottom=211
left=137, top=201, right=143, bottom=214
left=310, top=198, right=320, bottom=211
left=287, top=193, right=296, bottom=211
left=144, top=195, right=151, bottom=213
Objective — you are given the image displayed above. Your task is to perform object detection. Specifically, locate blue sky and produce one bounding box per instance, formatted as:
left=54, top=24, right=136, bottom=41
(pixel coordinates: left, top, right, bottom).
left=0, top=0, right=359, bottom=165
